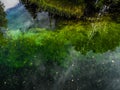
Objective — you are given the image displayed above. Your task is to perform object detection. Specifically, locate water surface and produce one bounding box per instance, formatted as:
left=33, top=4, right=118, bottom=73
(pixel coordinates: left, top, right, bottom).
left=0, top=0, right=120, bottom=90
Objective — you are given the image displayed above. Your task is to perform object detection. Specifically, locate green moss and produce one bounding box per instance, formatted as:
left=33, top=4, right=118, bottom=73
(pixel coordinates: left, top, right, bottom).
left=59, top=21, right=120, bottom=53
left=0, top=21, right=120, bottom=68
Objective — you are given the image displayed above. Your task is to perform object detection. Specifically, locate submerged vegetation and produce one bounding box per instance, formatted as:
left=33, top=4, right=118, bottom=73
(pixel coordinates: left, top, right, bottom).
left=1, top=20, right=120, bottom=90
left=0, top=21, right=120, bottom=68
left=0, top=0, right=120, bottom=90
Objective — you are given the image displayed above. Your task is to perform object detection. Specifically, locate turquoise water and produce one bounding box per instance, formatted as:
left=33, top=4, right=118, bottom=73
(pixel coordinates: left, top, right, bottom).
left=6, top=2, right=55, bottom=30
left=6, top=3, right=33, bottom=30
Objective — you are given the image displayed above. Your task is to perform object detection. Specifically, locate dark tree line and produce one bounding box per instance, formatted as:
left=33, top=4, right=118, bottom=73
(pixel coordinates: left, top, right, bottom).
left=21, top=0, right=120, bottom=20
left=0, top=1, right=7, bottom=38
left=0, top=1, right=7, bottom=28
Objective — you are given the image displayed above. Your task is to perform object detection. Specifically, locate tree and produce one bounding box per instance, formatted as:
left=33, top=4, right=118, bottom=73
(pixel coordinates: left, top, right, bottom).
left=21, top=0, right=85, bottom=18
left=0, top=1, right=7, bottom=28
left=21, top=0, right=119, bottom=19
left=0, top=1, right=7, bottom=38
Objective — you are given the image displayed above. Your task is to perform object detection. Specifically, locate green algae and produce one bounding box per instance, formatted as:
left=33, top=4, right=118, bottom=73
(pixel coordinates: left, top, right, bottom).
left=0, top=21, right=120, bottom=68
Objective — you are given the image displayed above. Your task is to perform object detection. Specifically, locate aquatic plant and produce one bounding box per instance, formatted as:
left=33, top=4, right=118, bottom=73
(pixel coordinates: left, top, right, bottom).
left=0, top=1, right=120, bottom=90
left=0, top=21, right=120, bottom=68
left=0, top=21, right=120, bottom=90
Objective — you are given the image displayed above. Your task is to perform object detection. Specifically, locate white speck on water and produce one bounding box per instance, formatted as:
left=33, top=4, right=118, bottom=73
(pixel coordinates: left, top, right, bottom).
left=71, top=79, right=74, bottom=82
left=112, top=60, right=115, bottom=63
left=4, top=81, right=7, bottom=84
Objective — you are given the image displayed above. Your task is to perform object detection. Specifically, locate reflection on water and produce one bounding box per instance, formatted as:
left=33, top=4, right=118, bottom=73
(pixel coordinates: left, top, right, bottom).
left=6, top=3, right=33, bottom=30
left=5, top=2, right=55, bottom=30
left=1, top=0, right=19, bottom=11
left=35, top=12, right=55, bottom=29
